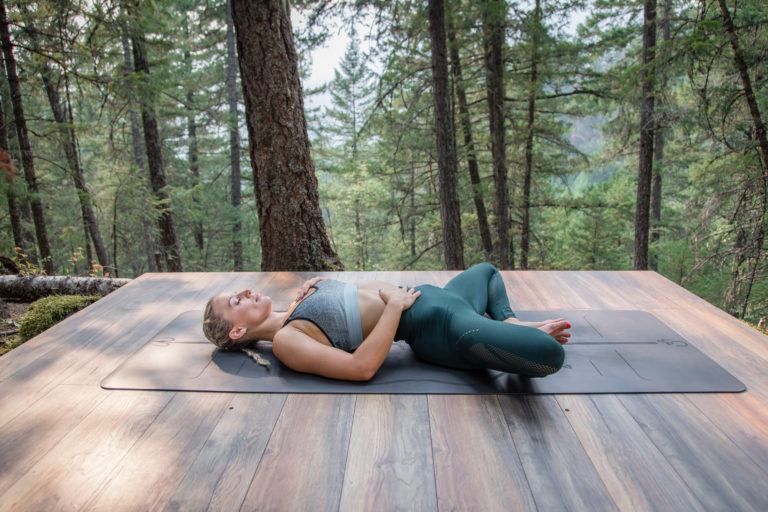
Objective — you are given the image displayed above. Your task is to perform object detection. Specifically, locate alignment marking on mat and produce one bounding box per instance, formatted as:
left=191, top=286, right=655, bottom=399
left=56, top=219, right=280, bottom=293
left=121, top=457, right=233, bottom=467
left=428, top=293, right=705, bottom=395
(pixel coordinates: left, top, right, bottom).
left=590, top=359, right=604, bottom=376
left=190, top=358, right=216, bottom=380
left=582, top=314, right=604, bottom=337
left=615, top=349, right=651, bottom=381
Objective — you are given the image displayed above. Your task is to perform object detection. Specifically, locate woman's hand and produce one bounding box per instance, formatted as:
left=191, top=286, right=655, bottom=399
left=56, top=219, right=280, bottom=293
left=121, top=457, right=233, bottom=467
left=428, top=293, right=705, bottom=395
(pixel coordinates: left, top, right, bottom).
left=378, top=286, right=421, bottom=311
left=295, top=277, right=323, bottom=301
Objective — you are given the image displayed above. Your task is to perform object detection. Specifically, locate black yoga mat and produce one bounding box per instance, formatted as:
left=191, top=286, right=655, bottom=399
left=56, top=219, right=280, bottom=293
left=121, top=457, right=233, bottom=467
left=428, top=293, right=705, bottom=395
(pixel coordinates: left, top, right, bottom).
left=100, top=310, right=746, bottom=394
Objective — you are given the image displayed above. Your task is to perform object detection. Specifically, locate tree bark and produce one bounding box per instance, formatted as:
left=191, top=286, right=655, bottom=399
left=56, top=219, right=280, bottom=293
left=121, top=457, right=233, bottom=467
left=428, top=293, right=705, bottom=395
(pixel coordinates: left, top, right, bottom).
left=634, top=0, right=656, bottom=270
left=120, top=31, right=157, bottom=272
left=717, top=0, right=768, bottom=172
left=650, top=0, right=671, bottom=271
left=226, top=0, right=243, bottom=271
left=182, top=18, right=203, bottom=255
left=0, top=55, right=23, bottom=250
left=125, top=0, right=182, bottom=272
left=231, top=0, right=342, bottom=271
left=717, top=0, right=768, bottom=319
left=428, top=0, right=465, bottom=270
left=521, top=0, right=541, bottom=270
left=483, top=0, right=511, bottom=269
left=19, top=5, right=111, bottom=275
left=0, top=275, right=130, bottom=302
left=447, top=10, right=493, bottom=261
left=0, top=0, right=53, bottom=274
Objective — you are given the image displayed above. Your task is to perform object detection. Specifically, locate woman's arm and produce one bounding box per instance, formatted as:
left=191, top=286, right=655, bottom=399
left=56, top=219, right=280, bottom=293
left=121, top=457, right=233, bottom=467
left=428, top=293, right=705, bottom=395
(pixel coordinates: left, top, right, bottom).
left=272, top=289, right=419, bottom=381
left=272, top=328, right=370, bottom=381
left=350, top=300, right=404, bottom=379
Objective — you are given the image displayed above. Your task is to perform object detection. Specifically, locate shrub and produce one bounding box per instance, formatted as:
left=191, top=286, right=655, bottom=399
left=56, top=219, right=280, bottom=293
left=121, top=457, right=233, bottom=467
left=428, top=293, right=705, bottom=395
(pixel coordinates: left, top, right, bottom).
left=18, top=295, right=102, bottom=342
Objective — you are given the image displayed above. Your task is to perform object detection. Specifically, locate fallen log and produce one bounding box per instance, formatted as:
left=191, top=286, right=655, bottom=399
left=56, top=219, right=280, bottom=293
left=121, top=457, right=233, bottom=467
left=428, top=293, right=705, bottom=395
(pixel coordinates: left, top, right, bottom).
left=0, top=275, right=132, bottom=302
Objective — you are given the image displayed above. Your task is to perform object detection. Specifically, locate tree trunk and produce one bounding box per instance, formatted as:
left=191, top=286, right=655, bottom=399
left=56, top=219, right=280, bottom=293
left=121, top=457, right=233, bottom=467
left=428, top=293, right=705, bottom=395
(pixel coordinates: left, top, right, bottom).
left=182, top=19, right=203, bottom=255
left=428, top=0, right=465, bottom=270
left=410, top=164, right=416, bottom=257
left=718, top=0, right=768, bottom=318
left=0, top=148, right=23, bottom=249
left=19, top=5, right=111, bottom=275
left=483, top=0, right=511, bottom=269
left=521, top=0, right=541, bottom=270
left=120, top=31, right=157, bottom=272
left=717, top=0, right=768, bottom=172
left=126, top=0, right=182, bottom=272
left=226, top=0, right=243, bottom=271
left=0, top=0, right=53, bottom=274
left=0, top=275, right=130, bottom=302
left=231, top=0, right=342, bottom=271
left=650, top=0, right=670, bottom=271
left=634, top=0, right=657, bottom=270
left=0, top=60, right=23, bottom=250
left=447, top=10, right=493, bottom=261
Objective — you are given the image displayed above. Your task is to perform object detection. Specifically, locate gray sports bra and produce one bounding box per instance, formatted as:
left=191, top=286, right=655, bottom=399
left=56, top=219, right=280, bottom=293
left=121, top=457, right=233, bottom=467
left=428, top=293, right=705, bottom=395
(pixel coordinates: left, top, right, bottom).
left=281, top=279, right=364, bottom=352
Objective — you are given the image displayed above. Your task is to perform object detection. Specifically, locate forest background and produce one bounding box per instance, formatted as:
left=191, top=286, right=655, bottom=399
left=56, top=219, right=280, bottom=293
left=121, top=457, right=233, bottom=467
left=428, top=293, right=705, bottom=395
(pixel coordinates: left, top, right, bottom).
left=0, top=0, right=766, bottom=326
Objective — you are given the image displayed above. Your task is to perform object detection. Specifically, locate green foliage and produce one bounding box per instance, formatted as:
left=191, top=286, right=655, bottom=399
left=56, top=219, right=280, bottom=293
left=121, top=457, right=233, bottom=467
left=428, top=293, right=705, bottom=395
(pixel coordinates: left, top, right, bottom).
left=1, top=0, right=767, bottom=324
left=18, top=295, right=102, bottom=343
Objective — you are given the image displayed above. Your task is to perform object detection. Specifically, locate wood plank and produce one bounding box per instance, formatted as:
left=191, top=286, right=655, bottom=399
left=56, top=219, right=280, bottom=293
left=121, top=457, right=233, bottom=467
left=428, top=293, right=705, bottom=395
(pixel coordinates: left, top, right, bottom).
left=0, top=275, right=196, bottom=429
left=685, top=392, right=768, bottom=476
left=164, top=393, right=286, bottom=512
left=504, top=271, right=550, bottom=310
left=430, top=268, right=611, bottom=510
left=0, top=389, right=173, bottom=512
left=62, top=272, right=248, bottom=386
left=557, top=394, right=705, bottom=511
left=239, top=394, right=355, bottom=511
left=619, top=393, right=768, bottom=511
left=83, top=392, right=233, bottom=511
left=623, top=271, right=768, bottom=363
left=0, top=274, right=155, bottom=381
left=0, top=384, right=107, bottom=497
left=594, top=270, right=680, bottom=310
left=498, top=395, right=617, bottom=511
left=428, top=394, right=536, bottom=511
left=539, top=271, right=715, bottom=511
left=339, top=395, right=437, bottom=511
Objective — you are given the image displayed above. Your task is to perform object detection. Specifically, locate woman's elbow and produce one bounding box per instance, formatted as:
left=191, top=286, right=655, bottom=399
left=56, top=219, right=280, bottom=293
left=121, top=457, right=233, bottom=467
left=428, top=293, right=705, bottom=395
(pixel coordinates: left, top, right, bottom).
left=358, top=365, right=377, bottom=382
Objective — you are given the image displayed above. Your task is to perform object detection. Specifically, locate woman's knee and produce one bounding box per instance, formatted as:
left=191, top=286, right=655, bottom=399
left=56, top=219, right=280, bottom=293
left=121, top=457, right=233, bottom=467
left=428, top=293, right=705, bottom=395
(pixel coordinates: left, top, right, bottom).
left=534, top=333, right=565, bottom=373
left=471, top=261, right=498, bottom=275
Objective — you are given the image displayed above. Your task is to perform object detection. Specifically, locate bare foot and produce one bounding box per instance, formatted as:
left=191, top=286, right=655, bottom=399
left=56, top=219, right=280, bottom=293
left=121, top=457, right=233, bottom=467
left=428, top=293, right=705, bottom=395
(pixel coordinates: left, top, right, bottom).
left=504, top=317, right=571, bottom=344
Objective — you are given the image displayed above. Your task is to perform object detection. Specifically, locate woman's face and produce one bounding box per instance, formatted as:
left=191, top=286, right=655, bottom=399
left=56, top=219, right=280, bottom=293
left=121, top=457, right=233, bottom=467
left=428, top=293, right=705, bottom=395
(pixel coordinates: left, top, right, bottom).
left=213, top=288, right=273, bottom=338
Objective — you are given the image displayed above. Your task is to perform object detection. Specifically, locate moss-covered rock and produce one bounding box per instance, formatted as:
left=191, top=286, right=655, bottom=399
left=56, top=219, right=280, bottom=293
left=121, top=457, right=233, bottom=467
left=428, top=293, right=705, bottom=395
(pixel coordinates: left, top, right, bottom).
left=18, top=294, right=102, bottom=342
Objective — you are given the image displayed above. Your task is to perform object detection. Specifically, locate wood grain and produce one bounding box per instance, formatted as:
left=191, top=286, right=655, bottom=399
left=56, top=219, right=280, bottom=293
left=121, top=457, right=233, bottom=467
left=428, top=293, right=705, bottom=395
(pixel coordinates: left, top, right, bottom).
left=165, top=393, right=286, bottom=512
left=0, top=389, right=173, bottom=512
left=0, top=384, right=107, bottom=496
left=84, top=392, right=234, bottom=512
left=239, top=394, right=355, bottom=511
left=619, top=393, right=768, bottom=510
left=498, top=395, right=617, bottom=511
left=428, top=394, right=536, bottom=511
left=0, top=270, right=765, bottom=512
left=339, top=395, right=436, bottom=511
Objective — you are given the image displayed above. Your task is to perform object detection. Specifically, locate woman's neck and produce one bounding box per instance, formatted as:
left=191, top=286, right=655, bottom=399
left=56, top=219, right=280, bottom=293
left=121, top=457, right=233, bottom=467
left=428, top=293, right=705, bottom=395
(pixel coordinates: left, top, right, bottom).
left=241, top=310, right=289, bottom=343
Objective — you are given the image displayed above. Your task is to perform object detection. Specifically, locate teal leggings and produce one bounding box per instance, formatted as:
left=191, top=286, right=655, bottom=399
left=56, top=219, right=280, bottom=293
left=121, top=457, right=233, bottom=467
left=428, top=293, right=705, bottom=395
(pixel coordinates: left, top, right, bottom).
left=395, top=262, right=565, bottom=377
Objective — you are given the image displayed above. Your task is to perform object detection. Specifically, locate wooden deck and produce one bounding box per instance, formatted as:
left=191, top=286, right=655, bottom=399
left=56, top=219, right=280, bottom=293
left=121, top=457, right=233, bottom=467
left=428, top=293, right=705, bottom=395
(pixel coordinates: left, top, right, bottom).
left=0, top=270, right=767, bottom=511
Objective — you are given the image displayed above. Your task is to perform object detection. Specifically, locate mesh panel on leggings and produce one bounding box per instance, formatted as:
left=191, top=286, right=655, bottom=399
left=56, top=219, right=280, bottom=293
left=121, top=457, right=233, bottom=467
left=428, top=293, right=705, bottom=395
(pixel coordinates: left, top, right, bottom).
left=468, top=343, right=559, bottom=376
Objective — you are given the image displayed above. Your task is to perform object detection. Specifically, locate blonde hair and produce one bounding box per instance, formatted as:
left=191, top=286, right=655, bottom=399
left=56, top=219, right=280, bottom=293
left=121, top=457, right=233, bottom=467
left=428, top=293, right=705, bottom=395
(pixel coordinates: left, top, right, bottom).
left=202, top=295, right=270, bottom=367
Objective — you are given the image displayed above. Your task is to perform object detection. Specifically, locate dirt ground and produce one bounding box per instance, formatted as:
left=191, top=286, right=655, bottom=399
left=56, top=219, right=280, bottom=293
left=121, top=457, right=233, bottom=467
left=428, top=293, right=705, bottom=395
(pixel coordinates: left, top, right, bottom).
left=0, top=301, right=31, bottom=355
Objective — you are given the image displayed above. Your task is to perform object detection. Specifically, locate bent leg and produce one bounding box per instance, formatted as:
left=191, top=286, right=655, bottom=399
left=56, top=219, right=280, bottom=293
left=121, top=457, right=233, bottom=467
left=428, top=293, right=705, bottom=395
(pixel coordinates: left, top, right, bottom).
left=443, top=262, right=516, bottom=320
left=449, top=312, right=564, bottom=377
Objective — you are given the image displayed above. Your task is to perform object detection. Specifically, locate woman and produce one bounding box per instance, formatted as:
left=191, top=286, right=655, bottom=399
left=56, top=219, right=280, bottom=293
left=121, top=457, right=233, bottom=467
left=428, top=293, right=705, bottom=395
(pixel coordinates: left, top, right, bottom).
left=202, top=262, right=570, bottom=381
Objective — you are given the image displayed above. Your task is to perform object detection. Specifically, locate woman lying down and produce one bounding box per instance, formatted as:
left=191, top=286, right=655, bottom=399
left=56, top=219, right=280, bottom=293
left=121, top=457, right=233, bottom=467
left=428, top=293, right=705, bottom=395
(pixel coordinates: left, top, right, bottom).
left=202, top=262, right=570, bottom=381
